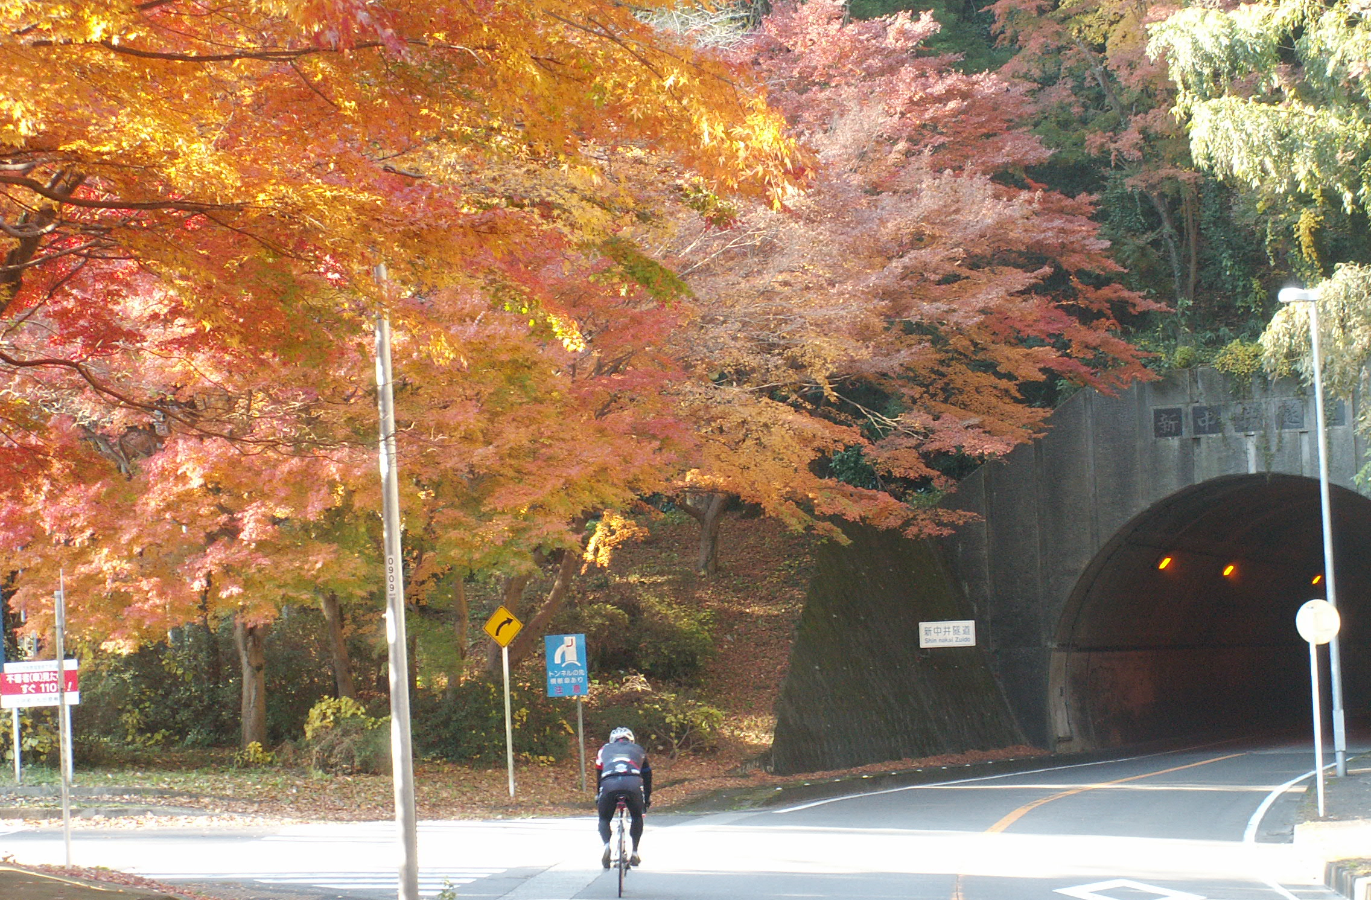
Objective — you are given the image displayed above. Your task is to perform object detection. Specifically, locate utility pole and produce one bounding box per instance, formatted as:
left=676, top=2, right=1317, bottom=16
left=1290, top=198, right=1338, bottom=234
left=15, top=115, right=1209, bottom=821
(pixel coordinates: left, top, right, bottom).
left=375, top=300, right=420, bottom=900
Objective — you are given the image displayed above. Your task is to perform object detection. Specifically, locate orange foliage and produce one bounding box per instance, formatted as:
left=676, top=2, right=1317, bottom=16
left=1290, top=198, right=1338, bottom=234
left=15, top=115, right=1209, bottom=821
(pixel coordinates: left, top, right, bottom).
left=0, top=1, right=799, bottom=639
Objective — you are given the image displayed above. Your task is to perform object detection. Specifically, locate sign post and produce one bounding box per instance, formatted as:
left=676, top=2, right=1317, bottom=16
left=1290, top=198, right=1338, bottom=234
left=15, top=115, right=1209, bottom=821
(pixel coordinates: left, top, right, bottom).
left=54, top=579, right=72, bottom=865
left=545, top=634, right=589, bottom=792
left=1296, top=598, right=1341, bottom=817
left=2, top=639, right=15, bottom=784
left=483, top=606, right=523, bottom=798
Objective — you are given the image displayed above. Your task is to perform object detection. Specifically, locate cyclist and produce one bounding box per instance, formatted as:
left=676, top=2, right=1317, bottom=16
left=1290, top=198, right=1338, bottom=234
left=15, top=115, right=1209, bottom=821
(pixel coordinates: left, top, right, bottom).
left=595, top=726, right=652, bottom=868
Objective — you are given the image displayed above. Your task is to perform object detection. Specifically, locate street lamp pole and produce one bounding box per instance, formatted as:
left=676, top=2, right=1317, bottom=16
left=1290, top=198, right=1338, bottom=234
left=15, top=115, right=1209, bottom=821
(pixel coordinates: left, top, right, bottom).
left=1278, top=286, right=1348, bottom=778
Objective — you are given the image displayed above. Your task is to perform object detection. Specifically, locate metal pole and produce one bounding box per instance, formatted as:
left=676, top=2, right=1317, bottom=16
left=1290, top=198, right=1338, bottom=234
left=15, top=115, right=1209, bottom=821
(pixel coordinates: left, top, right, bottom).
left=1310, top=640, right=1325, bottom=817
left=0, top=622, right=11, bottom=785
left=63, top=703, right=74, bottom=783
left=54, top=574, right=71, bottom=865
left=376, top=313, right=420, bottom=900
left=577, top=696, right=586, bottom=793
left=502, top=645, right=515, bottom=798
left=1306, top=299, right=1348, bottom=777
left=11, top=709, right=19, bottom=784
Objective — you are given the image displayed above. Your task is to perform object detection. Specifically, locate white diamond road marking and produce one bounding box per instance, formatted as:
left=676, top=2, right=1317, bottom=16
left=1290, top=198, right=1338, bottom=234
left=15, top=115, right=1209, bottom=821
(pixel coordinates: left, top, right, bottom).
left=159, top=868, right=502, bottom=898
left=1055, top=879, right=1205, bottom=900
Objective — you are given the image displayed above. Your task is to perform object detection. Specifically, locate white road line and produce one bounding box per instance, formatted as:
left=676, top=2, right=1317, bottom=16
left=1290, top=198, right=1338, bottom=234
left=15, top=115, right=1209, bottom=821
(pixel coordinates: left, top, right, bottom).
left=1243, top=766, right=1325, bottom=900
left=157, top=868, right=502, bottom=897
left=1055, top=878, right=1203, bottom=900
left=773, top=748, right=1188, bottom=813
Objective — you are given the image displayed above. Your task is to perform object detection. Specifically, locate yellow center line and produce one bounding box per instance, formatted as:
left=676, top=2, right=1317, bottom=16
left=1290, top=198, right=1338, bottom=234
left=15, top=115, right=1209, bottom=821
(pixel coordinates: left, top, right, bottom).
left=985, top=752, right=1246, bottom=834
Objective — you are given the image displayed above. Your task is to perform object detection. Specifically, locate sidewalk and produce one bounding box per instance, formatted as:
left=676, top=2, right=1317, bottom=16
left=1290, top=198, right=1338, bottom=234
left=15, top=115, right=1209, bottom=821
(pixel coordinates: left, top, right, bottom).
left=1294, top=760, right=1371, bottom=900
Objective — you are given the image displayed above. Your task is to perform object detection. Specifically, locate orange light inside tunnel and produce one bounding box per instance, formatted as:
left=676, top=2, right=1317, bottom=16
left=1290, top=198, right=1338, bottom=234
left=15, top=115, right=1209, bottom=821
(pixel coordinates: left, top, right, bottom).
left=1157, top=556, right=1173, bottom=570
left=1313, top=574, right=1323, bottom=585
left=1223, top=564, right=1236, bottom=577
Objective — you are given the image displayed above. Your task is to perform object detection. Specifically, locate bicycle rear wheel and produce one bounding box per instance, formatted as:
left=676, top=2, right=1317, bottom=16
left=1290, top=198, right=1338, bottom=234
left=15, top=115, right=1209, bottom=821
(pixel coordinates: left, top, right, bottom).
left=616, top=807, right=628, bottom=896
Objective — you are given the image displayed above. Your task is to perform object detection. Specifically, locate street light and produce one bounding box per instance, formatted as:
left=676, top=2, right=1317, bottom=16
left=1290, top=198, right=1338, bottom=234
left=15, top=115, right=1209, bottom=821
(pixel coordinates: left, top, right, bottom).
left=1278, top=285, right=1348, bottom=778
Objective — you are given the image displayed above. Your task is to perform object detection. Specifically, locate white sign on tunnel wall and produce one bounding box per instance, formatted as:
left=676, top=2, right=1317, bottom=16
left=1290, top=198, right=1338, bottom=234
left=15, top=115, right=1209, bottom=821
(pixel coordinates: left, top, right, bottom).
left=919, top=620, right=976, bottom=648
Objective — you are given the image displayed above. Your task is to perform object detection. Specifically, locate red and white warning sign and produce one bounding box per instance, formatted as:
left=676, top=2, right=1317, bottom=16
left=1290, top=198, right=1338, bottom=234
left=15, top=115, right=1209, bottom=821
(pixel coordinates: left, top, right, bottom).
left=1, top=659, right=80, bottom=709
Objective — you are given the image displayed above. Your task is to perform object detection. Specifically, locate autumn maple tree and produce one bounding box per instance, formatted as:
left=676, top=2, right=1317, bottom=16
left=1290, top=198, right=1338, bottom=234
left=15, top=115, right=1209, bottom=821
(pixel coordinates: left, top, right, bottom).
left=985, top=0, right=1292, bottom=347
left=0, top=0, right=802, bottom=743
left=1, top=0, right=1160, bottom=746
left=637, top=0, right=1158, bottom=572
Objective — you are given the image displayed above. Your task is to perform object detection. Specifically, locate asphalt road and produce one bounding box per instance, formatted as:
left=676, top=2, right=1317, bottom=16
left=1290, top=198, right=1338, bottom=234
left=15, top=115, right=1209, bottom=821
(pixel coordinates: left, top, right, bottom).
left=1, top=736, right=1361, bottom=900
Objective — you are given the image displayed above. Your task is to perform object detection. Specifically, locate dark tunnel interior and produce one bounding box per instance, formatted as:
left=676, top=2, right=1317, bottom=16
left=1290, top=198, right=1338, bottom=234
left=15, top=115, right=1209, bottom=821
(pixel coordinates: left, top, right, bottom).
left=1051, top=473, right=1371, bottom=750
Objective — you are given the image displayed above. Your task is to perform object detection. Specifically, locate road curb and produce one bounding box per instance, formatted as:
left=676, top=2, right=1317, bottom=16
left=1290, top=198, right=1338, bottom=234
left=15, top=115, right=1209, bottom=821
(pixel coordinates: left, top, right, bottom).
left=0, top=804, right=210, bottom=819
left=1326, top=860, right=1371, bottom=900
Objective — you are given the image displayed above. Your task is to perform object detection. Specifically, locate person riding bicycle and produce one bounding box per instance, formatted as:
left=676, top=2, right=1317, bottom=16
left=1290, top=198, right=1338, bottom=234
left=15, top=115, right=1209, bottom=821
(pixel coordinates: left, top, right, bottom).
left=595, top=726, right=652, bottom=868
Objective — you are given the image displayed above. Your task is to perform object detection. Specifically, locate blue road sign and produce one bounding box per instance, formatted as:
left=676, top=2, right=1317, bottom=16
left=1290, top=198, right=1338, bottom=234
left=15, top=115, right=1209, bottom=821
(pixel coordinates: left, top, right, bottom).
left=545, top=633, right=588, bottom=697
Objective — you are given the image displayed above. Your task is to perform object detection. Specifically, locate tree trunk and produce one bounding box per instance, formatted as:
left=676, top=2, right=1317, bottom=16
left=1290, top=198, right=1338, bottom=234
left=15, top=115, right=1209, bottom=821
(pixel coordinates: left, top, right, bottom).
left=483, top=573, right=532, bottom=677
left=319, top=592, right=356, bottom=700
left=233, top=615, right=270, bottom=749
left=505, top=548, right=581, bottom=670
left=1183, top=184, right=1199, bottom=307
left=680, top=491, right=729, bottom=576
left=198, top=579, right=220, bottom=696
left=453, top=576, right=469, bottom=663
left=1145, top=189, right=1188, bottom=311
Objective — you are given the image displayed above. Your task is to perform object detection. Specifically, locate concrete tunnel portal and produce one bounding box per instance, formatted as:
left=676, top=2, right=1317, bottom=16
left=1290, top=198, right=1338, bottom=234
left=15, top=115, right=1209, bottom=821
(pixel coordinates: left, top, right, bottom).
left=771, top=371, right=1371, bottom=774
left=1051, top=473, right=1371, bottom=751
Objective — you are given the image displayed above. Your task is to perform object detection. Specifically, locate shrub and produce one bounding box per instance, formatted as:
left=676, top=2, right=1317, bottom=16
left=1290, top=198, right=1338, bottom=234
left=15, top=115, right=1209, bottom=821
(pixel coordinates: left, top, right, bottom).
left=263, top=608, right=342, bottom=744
left=0, top=708, right=61, bottom=765
left=413, top=679, right=571, bottom=764
left=591, top=677, right=724, bottom=757
left=301, top=696, right=390, bottom=774
left=72, top=607, right=386, bottom=752
left=565, top=593, right=714, bottom=684
left=234, top=741, right=276, bottom=767
left=76, top=625, right=238, bottom=749
left=1213, top=339, right=1265, bottom=382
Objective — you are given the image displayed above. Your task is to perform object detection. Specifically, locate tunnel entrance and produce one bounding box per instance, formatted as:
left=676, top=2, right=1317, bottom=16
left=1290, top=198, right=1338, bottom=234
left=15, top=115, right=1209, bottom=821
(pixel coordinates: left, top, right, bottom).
left=1050, top=473, right=1371, bottom=752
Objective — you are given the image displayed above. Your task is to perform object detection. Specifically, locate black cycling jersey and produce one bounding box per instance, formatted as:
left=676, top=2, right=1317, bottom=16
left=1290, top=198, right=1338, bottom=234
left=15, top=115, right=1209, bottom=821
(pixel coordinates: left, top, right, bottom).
left=595, top=738, right=653, bottom=804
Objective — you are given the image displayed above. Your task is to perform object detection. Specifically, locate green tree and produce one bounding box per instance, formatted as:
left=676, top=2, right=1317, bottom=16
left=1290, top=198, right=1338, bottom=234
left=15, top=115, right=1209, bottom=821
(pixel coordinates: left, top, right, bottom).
left=1149, top=0, right=1371, bottom=281
left=988, top=0, right=1279, bottom=352
left=1261, top=263, right=1371, bottom=442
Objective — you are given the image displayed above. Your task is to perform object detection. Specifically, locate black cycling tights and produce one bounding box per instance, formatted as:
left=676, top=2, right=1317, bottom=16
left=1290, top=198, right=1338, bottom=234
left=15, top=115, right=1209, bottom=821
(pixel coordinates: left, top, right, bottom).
left=597, top=788, right=645, bottom=848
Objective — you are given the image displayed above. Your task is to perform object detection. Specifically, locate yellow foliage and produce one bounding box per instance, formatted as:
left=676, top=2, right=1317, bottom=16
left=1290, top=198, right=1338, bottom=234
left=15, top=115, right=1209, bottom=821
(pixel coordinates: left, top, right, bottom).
left=583, top=511, right=648, bottom=570
left=234, top=741, right=276, bottom=767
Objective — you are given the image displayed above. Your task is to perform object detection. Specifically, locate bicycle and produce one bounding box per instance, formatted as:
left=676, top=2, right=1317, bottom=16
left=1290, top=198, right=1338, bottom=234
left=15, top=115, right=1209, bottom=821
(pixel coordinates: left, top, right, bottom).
left=613, top=797, right=630, bottom=897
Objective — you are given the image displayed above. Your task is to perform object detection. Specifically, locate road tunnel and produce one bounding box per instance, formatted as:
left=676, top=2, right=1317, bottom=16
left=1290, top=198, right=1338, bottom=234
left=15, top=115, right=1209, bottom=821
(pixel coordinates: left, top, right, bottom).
left=1050, top=473, right=1371, bottom=751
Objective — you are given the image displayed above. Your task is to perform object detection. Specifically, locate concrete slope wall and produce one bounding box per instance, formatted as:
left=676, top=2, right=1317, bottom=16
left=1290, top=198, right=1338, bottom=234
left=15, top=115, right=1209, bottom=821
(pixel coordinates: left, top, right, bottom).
left=770, top=523, right=1023, bottom=775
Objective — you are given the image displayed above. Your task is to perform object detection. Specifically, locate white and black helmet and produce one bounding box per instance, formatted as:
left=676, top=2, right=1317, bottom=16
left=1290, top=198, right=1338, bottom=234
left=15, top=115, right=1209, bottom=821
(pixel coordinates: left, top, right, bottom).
left=609, top=726, right=635, bottom=743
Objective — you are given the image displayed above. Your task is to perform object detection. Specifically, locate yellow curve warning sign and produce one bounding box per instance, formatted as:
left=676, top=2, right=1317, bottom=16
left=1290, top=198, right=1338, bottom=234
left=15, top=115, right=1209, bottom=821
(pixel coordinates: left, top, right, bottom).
left=483, top=606, right=523, bottom=648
